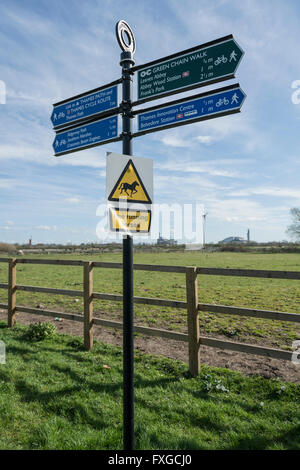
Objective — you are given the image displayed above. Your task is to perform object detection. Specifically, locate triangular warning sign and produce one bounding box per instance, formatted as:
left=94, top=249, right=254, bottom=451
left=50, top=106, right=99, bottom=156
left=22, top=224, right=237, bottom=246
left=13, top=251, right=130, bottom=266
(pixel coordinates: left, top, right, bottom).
left=108, top=159, right=152, bottom=204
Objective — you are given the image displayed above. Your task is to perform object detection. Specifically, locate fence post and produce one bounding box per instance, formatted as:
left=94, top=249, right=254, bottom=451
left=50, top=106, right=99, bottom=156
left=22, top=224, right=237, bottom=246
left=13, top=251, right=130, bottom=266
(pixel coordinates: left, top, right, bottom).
left=8, top=258, right=17, bottom=327
left=83, top=261, right=94, bottom=350
left=186, top=266, right=200, bottom=376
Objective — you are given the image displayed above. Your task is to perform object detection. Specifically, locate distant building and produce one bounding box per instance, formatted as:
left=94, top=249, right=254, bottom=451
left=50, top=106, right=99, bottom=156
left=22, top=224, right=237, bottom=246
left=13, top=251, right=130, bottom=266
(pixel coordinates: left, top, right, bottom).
left=157, top=234, right=177, bottom=246
left=219, top=236, right=247, bottom=244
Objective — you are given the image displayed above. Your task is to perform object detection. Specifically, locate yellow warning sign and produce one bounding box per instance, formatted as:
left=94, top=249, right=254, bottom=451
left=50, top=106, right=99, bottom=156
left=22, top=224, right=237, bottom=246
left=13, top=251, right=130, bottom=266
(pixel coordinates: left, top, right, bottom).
left=109, top=208, right=151, bottom=233
left=108, top=159, right=152, bottom=204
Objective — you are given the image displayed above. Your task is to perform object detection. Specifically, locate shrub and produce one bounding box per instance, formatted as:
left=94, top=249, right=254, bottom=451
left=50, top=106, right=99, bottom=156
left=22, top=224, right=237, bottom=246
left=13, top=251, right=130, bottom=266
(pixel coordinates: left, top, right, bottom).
left=26, top=322, right=56, bottom=342
left=0, top=242, right=16, bottom=254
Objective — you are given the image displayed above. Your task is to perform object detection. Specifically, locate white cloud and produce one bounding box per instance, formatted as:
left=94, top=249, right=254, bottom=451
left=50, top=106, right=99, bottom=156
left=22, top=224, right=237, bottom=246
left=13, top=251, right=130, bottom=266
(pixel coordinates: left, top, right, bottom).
left=208, top=197, right=281, bottom=223
left=196, top=136, right=214, bottom=144
left=156, top=160, right=241, bottom=178
left=160, top=134, right=191, bottom=148
left=35, top=225, right=51, bottom=231
left=65, top=197, right=80, bottom=204
left=0, top=178, right=17, bottom=189
left=229, top=186, right=300, bottom=199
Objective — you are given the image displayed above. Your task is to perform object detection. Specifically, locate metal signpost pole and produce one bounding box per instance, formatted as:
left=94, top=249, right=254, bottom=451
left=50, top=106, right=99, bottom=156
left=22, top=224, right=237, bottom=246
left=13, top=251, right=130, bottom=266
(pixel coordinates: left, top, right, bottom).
left=52, top=18, right=245, bottom=453
left=116, top=20, right=136, bottom=451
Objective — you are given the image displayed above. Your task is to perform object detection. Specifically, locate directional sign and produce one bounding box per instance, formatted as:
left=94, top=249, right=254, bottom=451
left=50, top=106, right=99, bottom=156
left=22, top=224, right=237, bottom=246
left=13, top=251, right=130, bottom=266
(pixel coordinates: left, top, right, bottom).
left=137, top=84, right=246, bottom=134
left=53, top=115, right=118, bottom=156
left=51, top=84, right=118, bottom=129
left=106, top=152, right=153, bottom=233
left=136, top=35, right=243, bottom=102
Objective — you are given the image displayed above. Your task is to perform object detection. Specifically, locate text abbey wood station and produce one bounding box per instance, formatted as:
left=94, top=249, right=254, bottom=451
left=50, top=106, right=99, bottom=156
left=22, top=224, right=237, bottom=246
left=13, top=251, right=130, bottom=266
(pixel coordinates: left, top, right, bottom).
left=137, top=36, right=243, bottom=101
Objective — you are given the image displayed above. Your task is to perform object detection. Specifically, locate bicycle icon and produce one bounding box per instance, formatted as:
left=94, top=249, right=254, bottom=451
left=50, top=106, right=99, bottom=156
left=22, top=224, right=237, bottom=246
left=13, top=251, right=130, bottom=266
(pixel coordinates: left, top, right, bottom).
left=216, top=97, right=229, bottom=107
left=214, top=55, right=228, bottom=66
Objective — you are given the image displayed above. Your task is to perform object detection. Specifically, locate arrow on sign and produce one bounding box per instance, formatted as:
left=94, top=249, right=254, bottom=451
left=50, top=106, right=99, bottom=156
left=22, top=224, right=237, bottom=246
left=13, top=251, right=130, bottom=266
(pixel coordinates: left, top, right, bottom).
left=134, top=84, right=246, bottom=136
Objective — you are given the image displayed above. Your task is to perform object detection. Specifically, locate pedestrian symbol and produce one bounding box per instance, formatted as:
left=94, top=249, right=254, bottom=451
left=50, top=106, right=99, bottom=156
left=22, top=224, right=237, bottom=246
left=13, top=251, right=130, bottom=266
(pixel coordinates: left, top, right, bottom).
left=229, top=50, right=238, bottom=62
left=231, top=92, right=239, bottom=104
left=108, top=159, right=152, bottom=204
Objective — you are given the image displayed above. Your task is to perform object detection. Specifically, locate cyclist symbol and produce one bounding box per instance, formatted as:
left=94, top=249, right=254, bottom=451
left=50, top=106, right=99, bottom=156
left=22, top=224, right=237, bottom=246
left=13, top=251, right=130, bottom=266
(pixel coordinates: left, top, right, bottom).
left=216, top=97, right=229, bottom=107
left=214, top=55, right=227, bottom=66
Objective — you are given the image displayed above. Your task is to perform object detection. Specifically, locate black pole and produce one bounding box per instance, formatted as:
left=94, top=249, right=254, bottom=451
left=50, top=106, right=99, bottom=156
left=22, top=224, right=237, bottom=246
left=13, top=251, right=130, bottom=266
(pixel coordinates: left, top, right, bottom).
left=120, top=49, right=135, bottom=451
left=123, top=234, right=134, bottom=450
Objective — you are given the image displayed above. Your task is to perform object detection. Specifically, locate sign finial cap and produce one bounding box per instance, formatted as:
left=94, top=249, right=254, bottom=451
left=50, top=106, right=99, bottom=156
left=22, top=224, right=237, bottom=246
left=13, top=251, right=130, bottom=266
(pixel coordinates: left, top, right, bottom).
left=116, top=20, right=136, bottom=54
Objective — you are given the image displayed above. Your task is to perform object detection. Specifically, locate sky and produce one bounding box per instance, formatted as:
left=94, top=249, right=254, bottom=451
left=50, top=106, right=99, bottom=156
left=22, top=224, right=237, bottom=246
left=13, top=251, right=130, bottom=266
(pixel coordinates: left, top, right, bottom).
left=1, top=0, right=300, bottom=244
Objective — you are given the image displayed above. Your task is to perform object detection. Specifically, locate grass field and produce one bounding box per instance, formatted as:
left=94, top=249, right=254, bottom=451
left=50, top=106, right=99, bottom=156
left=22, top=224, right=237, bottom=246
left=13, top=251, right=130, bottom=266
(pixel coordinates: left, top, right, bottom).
left=0, top=251, right=300, bottom=350
left=0, top=322, right=299, bottom=450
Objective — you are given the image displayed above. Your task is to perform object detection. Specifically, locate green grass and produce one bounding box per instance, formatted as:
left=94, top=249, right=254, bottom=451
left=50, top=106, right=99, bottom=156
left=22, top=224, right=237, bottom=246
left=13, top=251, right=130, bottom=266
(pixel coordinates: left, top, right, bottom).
left=0, top=321, right=299, bottom=450
left=0, top=251, right=300, bottom=349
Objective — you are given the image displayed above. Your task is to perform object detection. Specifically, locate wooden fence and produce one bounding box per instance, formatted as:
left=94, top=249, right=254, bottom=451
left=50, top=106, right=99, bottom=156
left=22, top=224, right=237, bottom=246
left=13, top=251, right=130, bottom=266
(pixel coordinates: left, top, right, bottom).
left=0, top=257, right=300, bottom=376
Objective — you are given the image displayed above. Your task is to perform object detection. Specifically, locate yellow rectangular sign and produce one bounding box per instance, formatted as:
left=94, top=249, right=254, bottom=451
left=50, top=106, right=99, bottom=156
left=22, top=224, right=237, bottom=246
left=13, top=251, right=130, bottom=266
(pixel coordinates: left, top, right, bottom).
left=109, top=208, right=151, bottom=233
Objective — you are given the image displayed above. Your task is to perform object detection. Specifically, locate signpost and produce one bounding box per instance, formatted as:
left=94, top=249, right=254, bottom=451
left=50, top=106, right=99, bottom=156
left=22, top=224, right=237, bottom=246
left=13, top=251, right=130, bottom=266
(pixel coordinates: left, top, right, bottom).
left=135, top=35, right=243, bottom=103
left=51, top=19, right=246, bottom=452
left=51, top=83, right=118, bottom=130
left=116, top=20, right=136, bottom=452
left=136, top=84, right=246, bottom=135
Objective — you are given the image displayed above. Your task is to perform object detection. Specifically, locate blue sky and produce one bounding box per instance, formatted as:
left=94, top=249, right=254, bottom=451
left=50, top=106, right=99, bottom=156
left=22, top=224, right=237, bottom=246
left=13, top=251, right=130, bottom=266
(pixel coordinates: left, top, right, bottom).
left=1, top=0, right=300, bottom=244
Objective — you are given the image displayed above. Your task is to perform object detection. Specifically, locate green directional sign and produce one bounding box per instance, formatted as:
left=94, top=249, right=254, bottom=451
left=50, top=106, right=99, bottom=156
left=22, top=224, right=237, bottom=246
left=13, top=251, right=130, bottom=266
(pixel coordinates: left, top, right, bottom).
left=137, top=35, right=244, bottom=102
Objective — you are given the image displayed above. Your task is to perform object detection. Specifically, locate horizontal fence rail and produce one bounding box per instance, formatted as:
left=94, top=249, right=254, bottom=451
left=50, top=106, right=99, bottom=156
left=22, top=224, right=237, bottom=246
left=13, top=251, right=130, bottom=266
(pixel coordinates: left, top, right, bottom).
left=199, top=336, right=294, bottom=361
left=16, top=285, right=83, bottom=297
left=0, top=257, right=299, bottom=376
left=196, top=266, right=300, bottom=280
left=15, top=306, right=84, bottom=323
left=198, top=303, right=300, bottom=323
left=93, top=292, right=187, bottom=309
left=14, top=258, right=85, bottom=266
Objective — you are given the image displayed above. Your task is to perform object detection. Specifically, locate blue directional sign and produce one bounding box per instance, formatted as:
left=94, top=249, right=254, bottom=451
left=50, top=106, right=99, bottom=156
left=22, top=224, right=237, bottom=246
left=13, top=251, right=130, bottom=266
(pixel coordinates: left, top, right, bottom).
left=51, top=85, right=118, bottom=129
left=137, top=85, right=246, bottom=133
left=53, top=115, right=118, bottom=156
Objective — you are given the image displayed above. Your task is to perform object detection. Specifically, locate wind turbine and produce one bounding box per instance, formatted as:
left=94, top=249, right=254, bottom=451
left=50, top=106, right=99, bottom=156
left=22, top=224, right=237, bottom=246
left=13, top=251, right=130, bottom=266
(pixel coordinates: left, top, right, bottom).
left=202, top=212, right=208, bottom=249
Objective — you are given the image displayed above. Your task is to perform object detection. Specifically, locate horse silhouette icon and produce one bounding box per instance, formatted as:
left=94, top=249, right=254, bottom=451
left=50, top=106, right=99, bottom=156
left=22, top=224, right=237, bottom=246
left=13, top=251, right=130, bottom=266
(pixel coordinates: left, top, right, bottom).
left=119, top=181, right=140, bottom=197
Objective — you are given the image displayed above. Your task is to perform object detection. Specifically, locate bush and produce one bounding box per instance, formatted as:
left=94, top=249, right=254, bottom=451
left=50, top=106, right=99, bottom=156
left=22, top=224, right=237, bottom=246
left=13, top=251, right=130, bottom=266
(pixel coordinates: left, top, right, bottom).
left=218, top=243, right=247, bottom=252
left=0, top=242, right=16, bottom=254
left=26, top=322, right=56, bottom=342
